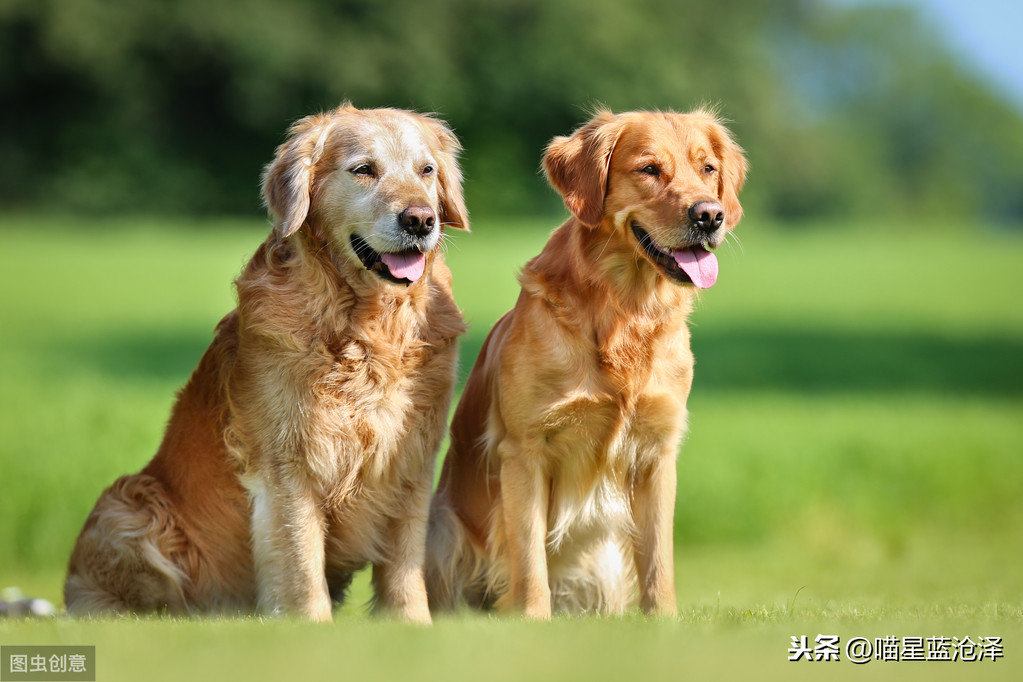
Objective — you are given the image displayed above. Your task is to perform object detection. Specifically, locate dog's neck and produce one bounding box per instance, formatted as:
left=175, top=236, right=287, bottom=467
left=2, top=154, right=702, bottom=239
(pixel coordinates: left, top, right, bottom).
left=235, top=228, right=459, bottom=355
left=516, top=218, right=694, bottom=398
left=521, top=218, right=694, bottom=334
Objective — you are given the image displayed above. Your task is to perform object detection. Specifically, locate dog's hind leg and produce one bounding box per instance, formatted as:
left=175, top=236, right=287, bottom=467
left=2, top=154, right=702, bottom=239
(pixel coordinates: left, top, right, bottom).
left=424, top=495, right=463, bottom=612
left=425, top=495, right=493, bottom=613
left=64, top=474, right=193, bottom=615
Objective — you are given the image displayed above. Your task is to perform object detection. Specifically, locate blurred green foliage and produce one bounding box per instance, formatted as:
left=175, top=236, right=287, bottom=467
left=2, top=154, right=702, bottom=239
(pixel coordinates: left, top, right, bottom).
left=2, top=0, right=1022, bottom=220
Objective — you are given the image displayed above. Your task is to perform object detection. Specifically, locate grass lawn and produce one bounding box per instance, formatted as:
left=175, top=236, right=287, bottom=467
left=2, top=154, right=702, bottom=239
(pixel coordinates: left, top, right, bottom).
left=1, top=213, right=1021, bottom=680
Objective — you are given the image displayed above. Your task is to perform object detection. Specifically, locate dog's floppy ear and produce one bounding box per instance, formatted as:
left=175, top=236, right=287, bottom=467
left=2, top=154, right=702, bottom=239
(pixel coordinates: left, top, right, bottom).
left=542, top=110, right=621, bottom=228
left=421, top=116, right=469, bottom=232
left=708, top=118, right=748, bottom=229
left=262, top=111, right=339, bottom=239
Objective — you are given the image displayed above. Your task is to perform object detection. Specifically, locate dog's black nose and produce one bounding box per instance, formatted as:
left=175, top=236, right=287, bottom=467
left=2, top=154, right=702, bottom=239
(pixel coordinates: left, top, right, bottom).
left=688, top=201, right=725, bottom=232
left=398, top=206, right=436, bottom=237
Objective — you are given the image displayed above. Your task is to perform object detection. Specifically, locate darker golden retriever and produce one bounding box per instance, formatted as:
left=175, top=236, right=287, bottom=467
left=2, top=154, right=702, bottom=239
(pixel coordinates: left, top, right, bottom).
left=65, top=103, right=469, bottom=623
left=426, top=109, right=746, bottom=618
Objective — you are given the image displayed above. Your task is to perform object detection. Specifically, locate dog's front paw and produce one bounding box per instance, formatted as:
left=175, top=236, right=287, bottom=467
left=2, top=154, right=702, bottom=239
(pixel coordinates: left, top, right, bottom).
left=520, top=586, right=552, bottom=620
left=640, top=594, right=678, bottom=618
left=522, top=602, right=552, bottom=621
left=401, top=602, right=433, bottom=625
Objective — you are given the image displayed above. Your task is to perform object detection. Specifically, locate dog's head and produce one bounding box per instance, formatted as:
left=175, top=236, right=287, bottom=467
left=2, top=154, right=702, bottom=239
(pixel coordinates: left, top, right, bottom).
left=262, top=103, right=469, bottom=286
left=543, top=109, right=746, bottom=289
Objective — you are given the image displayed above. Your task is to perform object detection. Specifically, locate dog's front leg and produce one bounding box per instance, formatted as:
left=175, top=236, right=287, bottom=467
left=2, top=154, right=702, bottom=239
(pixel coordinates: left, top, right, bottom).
left=249, top=475, right=332, bottom=622
left=631, top=453, right=679, bottom=616
left=372, top=467, right=433, bottom=625
left=498, top=439, right=552, bottom=619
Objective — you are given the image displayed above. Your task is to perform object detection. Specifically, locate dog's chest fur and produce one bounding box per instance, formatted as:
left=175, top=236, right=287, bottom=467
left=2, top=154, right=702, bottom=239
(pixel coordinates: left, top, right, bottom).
left=234, top=246, right=462, bottom=566
left=534, top=314, right=693, bottom=551
left=314, top=333, right=447, bottom=561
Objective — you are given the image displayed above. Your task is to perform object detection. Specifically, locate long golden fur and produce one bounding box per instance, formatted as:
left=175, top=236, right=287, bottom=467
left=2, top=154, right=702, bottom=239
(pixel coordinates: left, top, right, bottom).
left=425, top=109, right=746, bottom=618
left=64, top=103, right=469, bottom=623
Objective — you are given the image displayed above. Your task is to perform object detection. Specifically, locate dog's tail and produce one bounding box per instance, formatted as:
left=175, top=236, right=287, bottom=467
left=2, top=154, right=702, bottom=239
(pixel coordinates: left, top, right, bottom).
left=425, top=492, right=493, bottom=613
left=64, top=474, right=194, bottom=615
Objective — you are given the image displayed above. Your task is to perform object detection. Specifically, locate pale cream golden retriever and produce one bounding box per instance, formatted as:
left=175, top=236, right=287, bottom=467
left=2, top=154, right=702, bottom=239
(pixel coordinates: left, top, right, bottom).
left=64, top=103, right=469, bottom=623
left=426, top=109, right=746, bottom=618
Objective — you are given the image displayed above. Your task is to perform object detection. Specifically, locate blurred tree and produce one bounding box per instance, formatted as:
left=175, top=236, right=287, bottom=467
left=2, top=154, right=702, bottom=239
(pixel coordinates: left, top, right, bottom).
left=0, top=0, right=1020, bottom=222
left=771, top=2, right=1023, bottom=220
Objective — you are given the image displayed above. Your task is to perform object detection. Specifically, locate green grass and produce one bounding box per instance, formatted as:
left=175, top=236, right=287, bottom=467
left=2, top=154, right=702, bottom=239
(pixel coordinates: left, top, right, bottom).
left=1, top=213, right=1021, bottom=680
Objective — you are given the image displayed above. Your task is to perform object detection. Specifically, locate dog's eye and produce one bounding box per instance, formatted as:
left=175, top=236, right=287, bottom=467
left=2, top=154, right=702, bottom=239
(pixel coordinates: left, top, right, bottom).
left=639, top=164, right=660, bottom=176
left=350, top=164, right=375, bottom=178
left=422, top=164, right=435, bottom=176
left=703, top=164, right=717, bottom=175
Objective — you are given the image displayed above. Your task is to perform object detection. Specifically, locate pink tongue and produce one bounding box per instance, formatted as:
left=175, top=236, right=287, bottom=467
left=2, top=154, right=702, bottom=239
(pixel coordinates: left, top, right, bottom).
left=380, top=251, right=427, bottom=282
left=672, top=247, right=718, bottom=289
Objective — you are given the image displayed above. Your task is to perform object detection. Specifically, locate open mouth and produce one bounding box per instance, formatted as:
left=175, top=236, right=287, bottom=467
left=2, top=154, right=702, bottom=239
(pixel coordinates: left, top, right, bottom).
left=349, top=233, right=428, bottom=285
left=631, top=222, right=719, bottom=289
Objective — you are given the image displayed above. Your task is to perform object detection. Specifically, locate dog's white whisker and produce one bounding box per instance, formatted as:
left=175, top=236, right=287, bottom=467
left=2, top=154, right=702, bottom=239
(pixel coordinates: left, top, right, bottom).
left=724, top=230, right=744, bottom=254
left=594, top=227, right=618, bottom=261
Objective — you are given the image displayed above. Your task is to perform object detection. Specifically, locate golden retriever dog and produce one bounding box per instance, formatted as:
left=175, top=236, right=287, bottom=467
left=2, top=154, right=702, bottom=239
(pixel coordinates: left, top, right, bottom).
left=64, top=103, right=469, bottom=623
left=426, top=109, right=746, bottom=618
